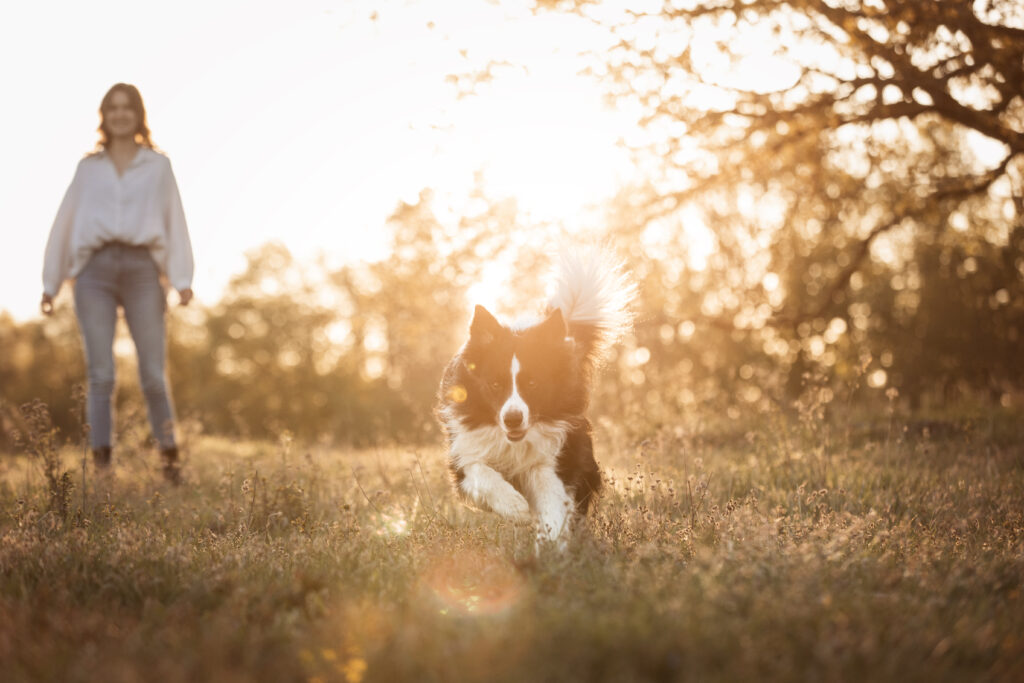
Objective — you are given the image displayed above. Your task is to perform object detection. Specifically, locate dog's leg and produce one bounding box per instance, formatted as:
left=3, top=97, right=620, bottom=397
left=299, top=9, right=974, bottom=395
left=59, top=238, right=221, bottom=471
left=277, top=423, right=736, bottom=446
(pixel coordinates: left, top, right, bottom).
left=459, top=463, right=532, bottom=523
left=522, top=466, right=574, bottom=545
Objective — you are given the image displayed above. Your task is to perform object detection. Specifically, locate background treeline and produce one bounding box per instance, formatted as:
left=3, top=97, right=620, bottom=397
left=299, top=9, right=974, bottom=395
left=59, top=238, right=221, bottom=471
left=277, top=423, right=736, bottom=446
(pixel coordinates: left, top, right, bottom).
left=2, top=184, right=1021, bottom=451
left=4, top=0, right=1024, bottom=449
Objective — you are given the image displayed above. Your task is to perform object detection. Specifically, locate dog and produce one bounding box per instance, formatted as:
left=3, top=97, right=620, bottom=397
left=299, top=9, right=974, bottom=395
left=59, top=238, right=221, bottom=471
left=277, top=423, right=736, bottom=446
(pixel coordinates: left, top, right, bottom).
left=436, top=248, right=634, bottom=544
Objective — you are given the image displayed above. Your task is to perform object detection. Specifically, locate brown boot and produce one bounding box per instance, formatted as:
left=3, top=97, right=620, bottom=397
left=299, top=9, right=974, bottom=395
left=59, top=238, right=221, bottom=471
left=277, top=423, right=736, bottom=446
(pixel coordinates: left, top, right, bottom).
left=93, top=446, right=112, bottom=469
left=160, top=446, right=182, bottom=485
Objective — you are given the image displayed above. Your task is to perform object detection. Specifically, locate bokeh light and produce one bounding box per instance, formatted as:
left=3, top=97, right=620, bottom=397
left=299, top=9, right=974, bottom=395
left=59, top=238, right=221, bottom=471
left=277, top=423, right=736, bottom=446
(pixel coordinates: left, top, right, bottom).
left=421, top=550, right=524, bottom=617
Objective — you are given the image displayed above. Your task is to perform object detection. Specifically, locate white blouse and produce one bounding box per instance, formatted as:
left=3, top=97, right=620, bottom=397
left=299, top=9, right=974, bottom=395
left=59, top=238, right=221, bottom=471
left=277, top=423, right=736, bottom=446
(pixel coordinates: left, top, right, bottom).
left=42, top=147, right=194, bottom=297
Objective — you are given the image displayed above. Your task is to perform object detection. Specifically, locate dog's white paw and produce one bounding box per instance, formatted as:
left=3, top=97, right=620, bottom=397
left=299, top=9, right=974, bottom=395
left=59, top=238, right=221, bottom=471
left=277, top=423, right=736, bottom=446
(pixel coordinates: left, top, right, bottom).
left=493, top=489, right=532, bottom=523
left=536, top=509, right=570, bottom=544
left=458, top=463, right=533, bottom=523
left=535, top=525, right=569, bottom=553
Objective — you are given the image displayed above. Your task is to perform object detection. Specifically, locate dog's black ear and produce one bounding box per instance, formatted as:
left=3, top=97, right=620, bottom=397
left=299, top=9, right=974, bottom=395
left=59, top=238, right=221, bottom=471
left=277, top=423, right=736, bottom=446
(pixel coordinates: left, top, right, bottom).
left=537, top=308, right=567, bottom=340
left=469, top=305, right=502, bottom=344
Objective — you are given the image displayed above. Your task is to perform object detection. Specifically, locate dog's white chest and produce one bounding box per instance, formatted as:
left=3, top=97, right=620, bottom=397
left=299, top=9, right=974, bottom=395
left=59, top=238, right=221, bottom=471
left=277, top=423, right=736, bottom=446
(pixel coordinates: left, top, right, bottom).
left=448, top=422, right=569, bottom=479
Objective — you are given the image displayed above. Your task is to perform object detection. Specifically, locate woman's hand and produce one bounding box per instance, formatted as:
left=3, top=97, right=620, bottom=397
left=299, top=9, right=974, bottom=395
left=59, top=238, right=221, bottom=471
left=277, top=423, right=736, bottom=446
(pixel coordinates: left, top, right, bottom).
left=40, top=294, right=54, bottom=316
left=178, top=288, right=193, bottom=306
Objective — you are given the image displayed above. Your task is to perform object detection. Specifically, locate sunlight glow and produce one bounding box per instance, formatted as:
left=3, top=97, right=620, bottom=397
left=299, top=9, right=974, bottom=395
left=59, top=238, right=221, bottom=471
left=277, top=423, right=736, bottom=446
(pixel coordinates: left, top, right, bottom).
left=643, top=206, right=715, bottom=272
left=374, top=509, right=409, bottom=537
left=449, top=68, right=629, bottom=222
left=0, top=0, right=630, bottom=321
left=422, top=550, right=523, bottom=617
left=465, top=261, right=514, bottom=313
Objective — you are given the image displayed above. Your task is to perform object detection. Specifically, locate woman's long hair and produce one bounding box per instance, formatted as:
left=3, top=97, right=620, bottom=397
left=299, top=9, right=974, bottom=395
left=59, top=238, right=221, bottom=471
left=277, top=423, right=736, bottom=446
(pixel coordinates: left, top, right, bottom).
left=96, top=83, right=154, bottom=150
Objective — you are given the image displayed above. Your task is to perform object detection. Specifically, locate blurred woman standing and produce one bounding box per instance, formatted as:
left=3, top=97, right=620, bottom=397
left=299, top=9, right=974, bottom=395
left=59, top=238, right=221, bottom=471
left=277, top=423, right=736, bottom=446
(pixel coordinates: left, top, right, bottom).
left=41, top=83, right=194, bottom=483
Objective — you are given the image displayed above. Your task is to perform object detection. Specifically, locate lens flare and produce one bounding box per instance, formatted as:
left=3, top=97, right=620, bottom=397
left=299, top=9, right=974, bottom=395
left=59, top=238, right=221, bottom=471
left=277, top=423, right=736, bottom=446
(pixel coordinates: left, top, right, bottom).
left=422, top=550, right=524, bottom=617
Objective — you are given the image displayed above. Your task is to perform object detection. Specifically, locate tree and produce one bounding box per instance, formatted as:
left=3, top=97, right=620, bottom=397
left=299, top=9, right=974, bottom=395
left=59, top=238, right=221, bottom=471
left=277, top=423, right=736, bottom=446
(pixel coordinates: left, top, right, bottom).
left=540, top=0, right=1024, bottom=405
left=167, top=243, right=418, bottom=445
left=331, top=189, right=523, bottom=438
left=0, top=310, right=85, bottom=450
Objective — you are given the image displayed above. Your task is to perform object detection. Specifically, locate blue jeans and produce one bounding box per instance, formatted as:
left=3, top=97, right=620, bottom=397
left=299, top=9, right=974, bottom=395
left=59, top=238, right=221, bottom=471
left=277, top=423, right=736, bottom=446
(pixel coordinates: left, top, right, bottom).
left=73, top=243, right=177, bottom=450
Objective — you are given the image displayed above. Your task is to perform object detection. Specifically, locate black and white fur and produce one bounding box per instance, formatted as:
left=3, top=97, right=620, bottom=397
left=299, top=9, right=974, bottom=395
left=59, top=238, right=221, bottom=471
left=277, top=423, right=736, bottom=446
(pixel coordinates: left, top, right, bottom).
left=436, top=249, right=634, bottom=544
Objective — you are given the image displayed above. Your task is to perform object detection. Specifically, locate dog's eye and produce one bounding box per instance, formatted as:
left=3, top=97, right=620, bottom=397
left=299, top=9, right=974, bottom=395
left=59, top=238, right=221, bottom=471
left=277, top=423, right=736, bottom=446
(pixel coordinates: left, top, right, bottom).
left=524, top=377, right=537, bottom=388
left=490, top=380, right=502, bottom=390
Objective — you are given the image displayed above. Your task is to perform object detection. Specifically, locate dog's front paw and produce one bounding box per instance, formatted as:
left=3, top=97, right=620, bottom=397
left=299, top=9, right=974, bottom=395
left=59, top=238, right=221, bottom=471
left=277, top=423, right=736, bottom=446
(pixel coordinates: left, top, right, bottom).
left=536, top=535, right=569, bottom=553
left=458, top=463, right=534, bottom=524
left=537, top=511, right=570, bottom=544
left=535, top=522, right=570, bottom=553
left=493, top=489, right=532, bottom=523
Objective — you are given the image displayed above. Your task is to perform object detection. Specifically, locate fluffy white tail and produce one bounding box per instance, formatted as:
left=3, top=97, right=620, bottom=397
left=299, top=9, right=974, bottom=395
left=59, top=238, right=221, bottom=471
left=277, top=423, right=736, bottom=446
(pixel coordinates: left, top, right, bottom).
left=548, top=247, right=635, bottom=365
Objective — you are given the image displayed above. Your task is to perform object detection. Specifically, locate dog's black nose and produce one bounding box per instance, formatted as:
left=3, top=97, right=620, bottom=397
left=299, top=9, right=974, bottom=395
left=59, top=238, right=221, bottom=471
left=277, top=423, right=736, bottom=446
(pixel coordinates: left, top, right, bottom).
left=502, top=410, right=524, bottom=428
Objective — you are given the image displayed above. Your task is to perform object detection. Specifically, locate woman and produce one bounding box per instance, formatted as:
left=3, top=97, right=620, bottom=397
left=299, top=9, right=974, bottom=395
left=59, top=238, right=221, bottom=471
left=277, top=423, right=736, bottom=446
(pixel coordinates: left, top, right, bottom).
left=41, top=83, right=194, bottom=483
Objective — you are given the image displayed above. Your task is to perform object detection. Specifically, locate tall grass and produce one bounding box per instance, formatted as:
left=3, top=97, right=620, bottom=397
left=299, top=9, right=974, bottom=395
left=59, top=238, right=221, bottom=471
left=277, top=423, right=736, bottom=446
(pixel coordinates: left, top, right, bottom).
left=1, top=407, right=1022, bottom=682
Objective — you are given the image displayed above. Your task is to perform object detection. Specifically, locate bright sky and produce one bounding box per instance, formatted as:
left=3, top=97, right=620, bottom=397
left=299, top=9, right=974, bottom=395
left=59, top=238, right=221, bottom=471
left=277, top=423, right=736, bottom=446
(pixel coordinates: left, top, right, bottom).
left=0, top=0, right=634, bottom=321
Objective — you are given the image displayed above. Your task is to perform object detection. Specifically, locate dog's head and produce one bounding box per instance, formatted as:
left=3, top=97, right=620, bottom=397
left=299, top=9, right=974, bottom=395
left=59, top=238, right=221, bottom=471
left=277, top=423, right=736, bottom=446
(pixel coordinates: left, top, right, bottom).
left=456, top=304, right=583, bottom=442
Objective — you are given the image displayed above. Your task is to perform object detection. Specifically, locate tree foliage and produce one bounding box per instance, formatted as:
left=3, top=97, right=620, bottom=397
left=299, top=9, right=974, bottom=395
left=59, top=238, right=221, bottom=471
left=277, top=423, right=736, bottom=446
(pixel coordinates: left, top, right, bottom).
left=1, top=194, right=510, bottom=450
left=541, top=0, right=1024, bottom=406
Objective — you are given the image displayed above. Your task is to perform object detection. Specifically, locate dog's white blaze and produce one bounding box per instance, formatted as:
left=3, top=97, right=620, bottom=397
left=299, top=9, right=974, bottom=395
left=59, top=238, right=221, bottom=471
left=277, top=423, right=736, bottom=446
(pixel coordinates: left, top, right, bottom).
left=500, top=355, right=529, bottom=430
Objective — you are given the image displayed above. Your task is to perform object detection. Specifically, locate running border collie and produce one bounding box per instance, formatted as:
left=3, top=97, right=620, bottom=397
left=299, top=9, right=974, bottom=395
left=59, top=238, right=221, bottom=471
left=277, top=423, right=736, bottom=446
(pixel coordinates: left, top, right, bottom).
left=436, top=249, right=634, bottom=544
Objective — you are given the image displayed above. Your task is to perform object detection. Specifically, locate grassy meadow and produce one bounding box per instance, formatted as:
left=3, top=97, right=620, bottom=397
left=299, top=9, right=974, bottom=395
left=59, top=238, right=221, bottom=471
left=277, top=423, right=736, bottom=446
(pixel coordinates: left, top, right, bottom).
left=1, top=407, right=1023, bottom=682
